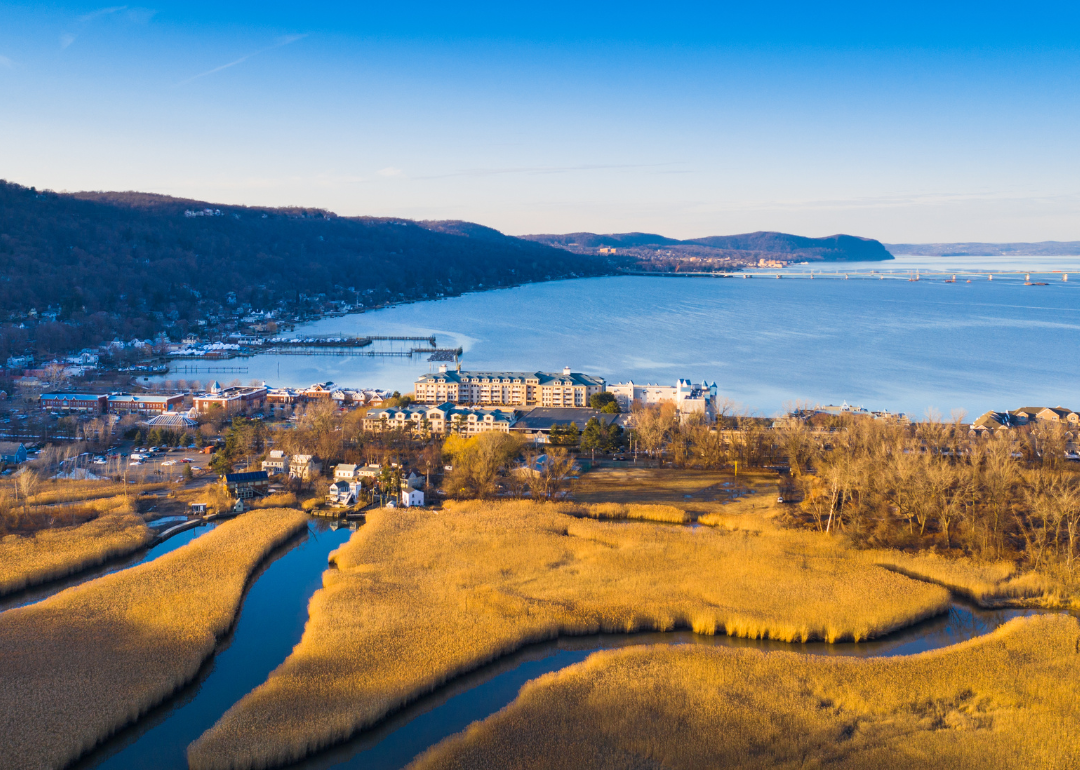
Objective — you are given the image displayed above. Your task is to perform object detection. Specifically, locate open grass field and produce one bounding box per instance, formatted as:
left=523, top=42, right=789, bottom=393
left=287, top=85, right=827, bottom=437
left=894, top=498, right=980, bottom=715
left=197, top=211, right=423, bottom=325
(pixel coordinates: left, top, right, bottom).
left=0, top=507, right=152, bottom=596
left=571, top=465, right=777, bottom=515
left=188, top=499, right=950, bottom=770
left=0, top=507, right=307, bottom=770
left=411, top=613, right=1080, bottom=770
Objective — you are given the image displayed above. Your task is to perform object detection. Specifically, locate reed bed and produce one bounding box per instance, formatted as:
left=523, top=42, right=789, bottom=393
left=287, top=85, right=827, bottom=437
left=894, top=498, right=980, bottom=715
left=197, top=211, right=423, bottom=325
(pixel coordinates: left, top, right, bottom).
left=869, top=550, right=1066, bottom=607
left=578, top=502, right=691, bottom=524
left=249, top=492, right=299, bottom=509
left=0, top=507, right=307, bottom=770
left=24, top=480, right=166, bottom=506
left=412, top=613, right=1080, bottom=770
left=0, top=508, right=152, bottom=596
left=188, top=499, right=949, bottom=770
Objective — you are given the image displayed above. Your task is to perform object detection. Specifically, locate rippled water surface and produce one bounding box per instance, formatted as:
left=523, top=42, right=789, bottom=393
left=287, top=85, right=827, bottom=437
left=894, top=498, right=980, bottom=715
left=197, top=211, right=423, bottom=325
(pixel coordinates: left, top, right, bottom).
left=168, top=262, right=1080, bottom=416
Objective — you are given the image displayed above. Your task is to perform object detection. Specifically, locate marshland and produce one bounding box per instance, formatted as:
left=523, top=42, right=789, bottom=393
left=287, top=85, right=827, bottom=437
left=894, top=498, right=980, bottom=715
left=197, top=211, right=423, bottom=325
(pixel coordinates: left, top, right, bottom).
left=4, top=406, right=1080, bottom=770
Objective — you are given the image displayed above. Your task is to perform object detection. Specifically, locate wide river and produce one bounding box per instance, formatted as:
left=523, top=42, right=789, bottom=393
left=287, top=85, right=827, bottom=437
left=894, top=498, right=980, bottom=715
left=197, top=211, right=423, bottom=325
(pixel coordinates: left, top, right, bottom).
left=162, top=256, right=1080, bottom=417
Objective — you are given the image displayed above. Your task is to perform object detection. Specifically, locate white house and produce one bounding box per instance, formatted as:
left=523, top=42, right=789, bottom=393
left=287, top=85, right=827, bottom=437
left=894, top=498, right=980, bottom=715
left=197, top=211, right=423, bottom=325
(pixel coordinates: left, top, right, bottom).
left=327, top=480, right=362, bottom=507
left=289, top=454, right=322, bottom=480
left=261, top=449, right=287, bottom=474
left=334, top=463, right=360, bottom=482
left=401, top=488, right=424, bottom=507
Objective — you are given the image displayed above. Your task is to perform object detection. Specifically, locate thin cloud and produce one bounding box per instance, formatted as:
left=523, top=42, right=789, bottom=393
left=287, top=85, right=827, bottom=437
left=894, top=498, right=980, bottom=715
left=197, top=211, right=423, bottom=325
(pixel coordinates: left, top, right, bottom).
left=176, top=34, right=307, bottom=86
left=62, top=5, right=129, bottom=47
left=78, top=6, right=128, bottom=23
left=377, top=167, right=405, bottom=178
left=414, top=162, right=679, bottom=180
left=0, top=55, right=12, bottom=68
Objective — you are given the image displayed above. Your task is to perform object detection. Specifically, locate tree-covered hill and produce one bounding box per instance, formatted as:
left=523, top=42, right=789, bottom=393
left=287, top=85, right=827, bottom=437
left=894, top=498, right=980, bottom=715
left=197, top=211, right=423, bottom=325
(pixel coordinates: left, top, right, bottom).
left=524, top=230, right=893, bottom=262
left=0, top=182, right=620, bottom=358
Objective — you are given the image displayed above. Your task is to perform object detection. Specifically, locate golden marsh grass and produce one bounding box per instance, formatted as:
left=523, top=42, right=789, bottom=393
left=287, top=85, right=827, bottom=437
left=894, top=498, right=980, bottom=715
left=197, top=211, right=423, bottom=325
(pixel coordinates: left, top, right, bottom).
left=188, top=499, right=949, bottom=770
left=23, top=480, right=167, bottom=506
left=0, top=508, right=152, bottom=596
left=577, top=502, right=690, bottom=523
left=0, top=507, right=307, bottom=770
left=869, top=550, right=1068, bottom=608
left=412, top=613, right=1080, bottom=770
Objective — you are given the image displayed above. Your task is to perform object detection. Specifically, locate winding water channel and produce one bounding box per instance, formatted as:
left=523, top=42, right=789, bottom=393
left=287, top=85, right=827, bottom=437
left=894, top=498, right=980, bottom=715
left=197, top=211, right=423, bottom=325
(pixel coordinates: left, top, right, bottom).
left=14, top=513, right=1056, bottom=770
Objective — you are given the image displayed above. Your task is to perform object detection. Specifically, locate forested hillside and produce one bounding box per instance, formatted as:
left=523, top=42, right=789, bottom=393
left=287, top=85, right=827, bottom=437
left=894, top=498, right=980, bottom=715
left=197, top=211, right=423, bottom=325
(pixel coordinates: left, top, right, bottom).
left=525, top=230, right=893, bottom=262
left=0, top=182, right=620, bottom=358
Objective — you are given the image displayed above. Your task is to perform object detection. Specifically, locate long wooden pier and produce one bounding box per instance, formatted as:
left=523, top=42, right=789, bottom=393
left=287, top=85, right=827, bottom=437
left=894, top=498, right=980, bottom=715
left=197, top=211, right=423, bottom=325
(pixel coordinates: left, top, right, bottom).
left=623, top=269, right=1073, bottom=282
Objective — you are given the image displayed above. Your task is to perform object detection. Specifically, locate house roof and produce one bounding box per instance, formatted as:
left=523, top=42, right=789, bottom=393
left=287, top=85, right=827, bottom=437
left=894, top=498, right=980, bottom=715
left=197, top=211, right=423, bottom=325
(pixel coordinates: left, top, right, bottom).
left=416, top=370, right=604, bottom=388
left=224, top=471, right=269, bottom=484
left=512, top=408, right=617, bottom=431
left=108, top=394, right=182, bottom=404
left=40, top=393, right=106, bottom=401
left=146, top=413, right=198, bottom=429
left=0, top=441, right=26, bottom=454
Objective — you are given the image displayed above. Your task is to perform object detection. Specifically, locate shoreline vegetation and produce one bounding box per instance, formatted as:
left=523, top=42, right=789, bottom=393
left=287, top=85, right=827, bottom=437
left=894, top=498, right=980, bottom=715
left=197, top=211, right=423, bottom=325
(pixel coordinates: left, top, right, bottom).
left=0, top=507, right=306, bottom=770
left=0, top=508, right=152, bottom=596
left=188, top=500, right=954, bottom=770
left=410, top=613, right=1080, bottom=770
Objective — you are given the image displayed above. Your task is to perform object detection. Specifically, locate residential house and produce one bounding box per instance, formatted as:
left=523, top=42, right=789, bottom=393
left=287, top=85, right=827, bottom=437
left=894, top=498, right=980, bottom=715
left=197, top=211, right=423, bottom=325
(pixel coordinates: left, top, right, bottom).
left=401, top=487, right=424, bottom=507
left=971, top=411, right=1016, bottom=436
left=222, top=471, right=269, bottom=500
left=289, top=454, right=322, bottom=480
left=327, top=480, right=362, bottom=507
left=334, top=463, right=360, bottom=482
left=1008, top=407, right=1044, bottom=426
left=356, top=464, right=382, bottom=479
left=0, top=442, right=28, bottom=465
left=262, top=449, right=288, bottom=474
left=1035, top=407, right=1079, bottom=425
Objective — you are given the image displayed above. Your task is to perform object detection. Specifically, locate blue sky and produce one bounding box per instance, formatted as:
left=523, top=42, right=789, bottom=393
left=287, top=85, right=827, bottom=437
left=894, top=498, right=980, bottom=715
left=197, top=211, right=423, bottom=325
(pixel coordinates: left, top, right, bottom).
left=1, top=2, right=1078, bottom=241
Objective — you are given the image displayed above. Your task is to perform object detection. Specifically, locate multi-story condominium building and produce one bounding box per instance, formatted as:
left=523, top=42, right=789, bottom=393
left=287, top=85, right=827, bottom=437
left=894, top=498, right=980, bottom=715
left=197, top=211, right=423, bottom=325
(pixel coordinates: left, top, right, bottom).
left=414, top=365, right=604, bottom=408
left=364, top=402, right=517, bottom=436
left=608, top=379, right=718, bottom=420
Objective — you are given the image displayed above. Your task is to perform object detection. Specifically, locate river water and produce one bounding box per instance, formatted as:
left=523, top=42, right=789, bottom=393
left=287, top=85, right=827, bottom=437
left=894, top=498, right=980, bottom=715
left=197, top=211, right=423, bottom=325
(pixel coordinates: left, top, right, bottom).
left=160, top=256, right=1080, bottom=418
left=74, top=519, right=354, bottom=770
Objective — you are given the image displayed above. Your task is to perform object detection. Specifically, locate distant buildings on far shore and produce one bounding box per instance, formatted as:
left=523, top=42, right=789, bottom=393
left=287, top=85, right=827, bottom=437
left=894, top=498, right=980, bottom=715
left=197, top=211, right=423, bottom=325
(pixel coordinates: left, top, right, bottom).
left=972, top=406, right=1079, bottom=435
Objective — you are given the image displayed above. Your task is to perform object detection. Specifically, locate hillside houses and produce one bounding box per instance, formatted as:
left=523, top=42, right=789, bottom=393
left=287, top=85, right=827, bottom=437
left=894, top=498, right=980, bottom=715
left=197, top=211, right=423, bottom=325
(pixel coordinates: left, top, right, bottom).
left=971, top=406, right=1079, bottom=436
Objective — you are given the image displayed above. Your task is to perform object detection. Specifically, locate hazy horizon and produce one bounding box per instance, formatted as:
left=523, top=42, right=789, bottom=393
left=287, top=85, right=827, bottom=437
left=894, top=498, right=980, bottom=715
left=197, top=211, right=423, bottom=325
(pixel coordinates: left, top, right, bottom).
left=2, top=1, right=1079, bottom=242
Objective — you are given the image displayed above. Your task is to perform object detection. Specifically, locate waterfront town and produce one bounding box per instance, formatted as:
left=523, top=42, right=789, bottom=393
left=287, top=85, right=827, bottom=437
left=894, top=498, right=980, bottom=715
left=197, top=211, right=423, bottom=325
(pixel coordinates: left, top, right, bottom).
left=1, top=354, right=1077, bottom=516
